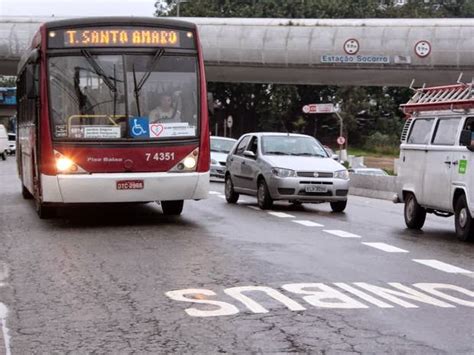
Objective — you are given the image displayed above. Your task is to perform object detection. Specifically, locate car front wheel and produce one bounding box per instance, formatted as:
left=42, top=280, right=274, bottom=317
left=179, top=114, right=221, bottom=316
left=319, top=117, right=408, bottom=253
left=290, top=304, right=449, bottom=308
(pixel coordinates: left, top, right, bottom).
left=225, top=175, right=239, bottom=204
left=257, top=179, right=273, bottom=210
left=330, top=200, right=347, bottom=213
left=454, top=195, right=474, bottom=242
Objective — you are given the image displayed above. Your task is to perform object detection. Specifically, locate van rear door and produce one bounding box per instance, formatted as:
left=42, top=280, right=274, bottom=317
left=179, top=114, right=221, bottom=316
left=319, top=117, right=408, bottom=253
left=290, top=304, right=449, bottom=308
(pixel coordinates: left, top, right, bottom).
left=423, top=117, right=460, bottom=211
left=400, top=117, right=435, bottom=206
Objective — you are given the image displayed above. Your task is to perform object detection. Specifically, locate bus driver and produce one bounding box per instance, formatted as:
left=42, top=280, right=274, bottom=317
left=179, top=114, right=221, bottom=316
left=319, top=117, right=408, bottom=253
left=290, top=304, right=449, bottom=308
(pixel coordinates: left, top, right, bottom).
left=149, top=93, right=181, bottom=123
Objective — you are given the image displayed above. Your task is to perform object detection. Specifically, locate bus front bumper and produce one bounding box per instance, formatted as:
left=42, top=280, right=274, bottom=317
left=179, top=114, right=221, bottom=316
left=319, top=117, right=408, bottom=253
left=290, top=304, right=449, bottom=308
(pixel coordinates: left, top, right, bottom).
left=41, top=171, right=209, bottom=203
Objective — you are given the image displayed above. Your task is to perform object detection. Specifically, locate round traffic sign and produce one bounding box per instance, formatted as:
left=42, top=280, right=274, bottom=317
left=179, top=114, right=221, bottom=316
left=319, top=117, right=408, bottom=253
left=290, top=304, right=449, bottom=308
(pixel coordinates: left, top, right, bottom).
left=414, top=40, right=431, bottom=58
left=337, top=136, right=346, bottom=145
left=343, top=38, right=359, bottom=55
left=302, top=105, right=310, bottom=114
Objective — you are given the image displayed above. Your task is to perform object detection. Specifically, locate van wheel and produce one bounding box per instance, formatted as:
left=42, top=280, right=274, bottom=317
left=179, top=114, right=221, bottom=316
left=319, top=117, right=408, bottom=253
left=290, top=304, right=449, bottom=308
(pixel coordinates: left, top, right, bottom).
left=330, top=200, right=347, bottom=213
left=454, top=195, right=474, bottom=242
left=404, top=193, right=426, bottom=230
left=225, top=175, right=239, bottom=204
left=257, top=179, right=273, bottom=210
left=161, top=200, right=184, bottom=216
left=22, top=184, right=33, bottom=199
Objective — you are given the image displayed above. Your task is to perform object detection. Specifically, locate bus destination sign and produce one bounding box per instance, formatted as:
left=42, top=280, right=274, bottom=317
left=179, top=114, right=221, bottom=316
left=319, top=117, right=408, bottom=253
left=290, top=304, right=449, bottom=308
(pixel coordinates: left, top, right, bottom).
left=48, top=27, right=194, bottom=48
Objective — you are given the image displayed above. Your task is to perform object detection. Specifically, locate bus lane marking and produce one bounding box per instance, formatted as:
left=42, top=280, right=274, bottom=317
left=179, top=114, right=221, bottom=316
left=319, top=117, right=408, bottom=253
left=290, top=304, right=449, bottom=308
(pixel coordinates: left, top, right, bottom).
left=247, top=206, right=261, bottom=211
left=267, top=212, right=295, bottom=218
left=362, top=242, right=409, bottom=253
left=292, top=220, right=324, bottom=227
left=166, top=282, right=474, bottom=318
left=217, top=195, right=226, bottom=199
left=413, top=259, right=473, bottom=274
left=323, top=230, right=362, bottom=238
left=209, top=191, right=222, bottom=195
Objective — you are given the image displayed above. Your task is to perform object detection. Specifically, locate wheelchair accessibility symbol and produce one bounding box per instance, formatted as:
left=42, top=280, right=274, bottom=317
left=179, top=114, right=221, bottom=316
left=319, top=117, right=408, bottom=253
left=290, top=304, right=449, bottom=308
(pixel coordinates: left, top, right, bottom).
left=129, top=117, right=149, bottom=138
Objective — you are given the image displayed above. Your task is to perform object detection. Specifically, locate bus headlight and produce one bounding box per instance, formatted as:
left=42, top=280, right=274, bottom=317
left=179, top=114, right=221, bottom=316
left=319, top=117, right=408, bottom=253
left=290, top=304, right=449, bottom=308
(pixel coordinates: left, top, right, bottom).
left=56, top=157, right=75, bottom=172
left=183, top=156, right=197, bottom=169
left=54, top=150, right=86, bottom=174
left=170, top=148, right=199, bottom=173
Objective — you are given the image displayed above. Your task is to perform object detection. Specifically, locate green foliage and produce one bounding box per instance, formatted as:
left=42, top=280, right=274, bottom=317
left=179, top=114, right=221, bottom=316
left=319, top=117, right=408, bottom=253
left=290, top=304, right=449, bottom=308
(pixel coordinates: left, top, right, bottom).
left=154, top=0, right=473, bottom=143
left=0, top=76, right=16, bottom=87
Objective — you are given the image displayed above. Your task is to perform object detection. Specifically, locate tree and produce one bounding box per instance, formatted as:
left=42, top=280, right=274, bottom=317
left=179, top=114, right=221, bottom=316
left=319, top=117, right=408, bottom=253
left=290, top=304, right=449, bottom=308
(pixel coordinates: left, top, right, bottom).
left=154, top=0, right=473, bottom=147
left=0, top=76, right=16, bottom=87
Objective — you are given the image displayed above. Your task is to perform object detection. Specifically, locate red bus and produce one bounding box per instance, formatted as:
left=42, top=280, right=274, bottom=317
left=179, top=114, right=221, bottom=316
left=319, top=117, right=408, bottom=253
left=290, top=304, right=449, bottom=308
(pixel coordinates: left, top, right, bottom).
left=16, top=17, right=210, bottom=218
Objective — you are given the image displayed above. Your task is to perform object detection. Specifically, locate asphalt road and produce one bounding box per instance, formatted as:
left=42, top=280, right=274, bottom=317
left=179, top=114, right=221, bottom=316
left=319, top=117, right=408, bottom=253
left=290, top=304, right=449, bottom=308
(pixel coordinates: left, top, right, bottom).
left=0, top=158, right=473, bottom=354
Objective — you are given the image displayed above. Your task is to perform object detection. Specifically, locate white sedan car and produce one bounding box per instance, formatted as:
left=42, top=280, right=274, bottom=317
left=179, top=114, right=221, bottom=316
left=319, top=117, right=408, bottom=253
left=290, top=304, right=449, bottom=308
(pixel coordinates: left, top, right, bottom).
left=210, top=136, right=237, bottom=180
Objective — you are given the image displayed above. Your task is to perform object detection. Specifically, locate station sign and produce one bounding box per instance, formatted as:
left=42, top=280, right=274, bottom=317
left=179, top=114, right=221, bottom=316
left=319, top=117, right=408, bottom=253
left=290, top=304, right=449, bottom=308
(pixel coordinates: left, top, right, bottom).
left=321, top=55, right=390, bottom=64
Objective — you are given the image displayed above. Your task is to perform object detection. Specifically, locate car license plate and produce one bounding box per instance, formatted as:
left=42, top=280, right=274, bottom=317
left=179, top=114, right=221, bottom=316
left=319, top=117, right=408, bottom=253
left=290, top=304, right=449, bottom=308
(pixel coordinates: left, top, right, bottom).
left=116, top=180, right=144, bottom=190
left=305, top=185, right=327, bottom=193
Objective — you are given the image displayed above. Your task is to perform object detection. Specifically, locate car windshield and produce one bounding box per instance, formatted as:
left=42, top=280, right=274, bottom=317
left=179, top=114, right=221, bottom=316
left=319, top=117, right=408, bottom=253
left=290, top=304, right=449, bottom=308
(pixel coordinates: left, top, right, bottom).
left=211, top=138, right=236, bottom=153
left=262, top=136, right=328, bottom=157
left=48, top=54, right=198, bottom=141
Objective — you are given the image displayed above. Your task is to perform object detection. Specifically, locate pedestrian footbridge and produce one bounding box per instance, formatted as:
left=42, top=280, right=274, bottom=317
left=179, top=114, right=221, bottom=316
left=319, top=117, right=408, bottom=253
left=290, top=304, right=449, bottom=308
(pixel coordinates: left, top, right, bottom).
left=1, top=17, right=473, bottom=86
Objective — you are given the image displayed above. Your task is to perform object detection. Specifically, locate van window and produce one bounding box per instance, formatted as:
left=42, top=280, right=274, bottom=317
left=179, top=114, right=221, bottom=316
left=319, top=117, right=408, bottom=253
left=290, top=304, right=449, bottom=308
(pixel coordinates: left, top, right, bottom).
left=407, top=118, right=435, bottom=144
left=432, top=118, right=460, bottom=146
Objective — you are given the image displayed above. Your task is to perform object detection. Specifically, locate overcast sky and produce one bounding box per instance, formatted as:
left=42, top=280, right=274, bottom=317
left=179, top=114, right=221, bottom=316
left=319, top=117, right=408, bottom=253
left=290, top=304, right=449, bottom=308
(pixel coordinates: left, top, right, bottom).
left=1, top=0, right=158, bottom=17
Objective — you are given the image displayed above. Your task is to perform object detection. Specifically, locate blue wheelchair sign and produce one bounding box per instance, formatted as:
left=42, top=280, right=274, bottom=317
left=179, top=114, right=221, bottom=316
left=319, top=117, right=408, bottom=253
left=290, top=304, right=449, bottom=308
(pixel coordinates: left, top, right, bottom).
left=129, top=117, right=149, bottom=138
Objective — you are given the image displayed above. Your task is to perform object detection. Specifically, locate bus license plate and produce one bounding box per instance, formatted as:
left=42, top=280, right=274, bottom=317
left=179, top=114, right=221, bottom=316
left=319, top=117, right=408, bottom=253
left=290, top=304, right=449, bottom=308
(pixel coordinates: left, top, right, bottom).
left=305, top=185, right=327, bottom=193
left=116, top=180, right=144, bottom=190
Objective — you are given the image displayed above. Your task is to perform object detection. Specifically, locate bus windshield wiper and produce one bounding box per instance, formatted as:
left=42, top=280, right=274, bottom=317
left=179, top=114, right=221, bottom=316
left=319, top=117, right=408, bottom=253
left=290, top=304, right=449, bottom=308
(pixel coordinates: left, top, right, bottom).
left=80, top=49, right=117, bottom=94
left=132, top=48, right=165, bottom=116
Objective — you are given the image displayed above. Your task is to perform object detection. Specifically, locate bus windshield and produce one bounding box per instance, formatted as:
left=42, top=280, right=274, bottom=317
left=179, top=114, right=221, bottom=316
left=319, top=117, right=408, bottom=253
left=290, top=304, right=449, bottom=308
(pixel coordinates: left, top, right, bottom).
left=49, top=54, right=198, bottom=141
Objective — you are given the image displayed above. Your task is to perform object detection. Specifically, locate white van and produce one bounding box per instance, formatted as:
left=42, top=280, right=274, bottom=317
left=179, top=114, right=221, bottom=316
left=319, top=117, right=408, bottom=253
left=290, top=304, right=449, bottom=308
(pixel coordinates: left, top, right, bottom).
left=396, top=81, right=474, bottom=241
left=0, top=124, right=8, bottom=161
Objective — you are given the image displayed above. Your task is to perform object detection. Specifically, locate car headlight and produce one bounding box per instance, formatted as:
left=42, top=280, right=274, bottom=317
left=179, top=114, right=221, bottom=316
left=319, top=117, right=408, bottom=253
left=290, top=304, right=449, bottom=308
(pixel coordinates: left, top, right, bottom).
left=211, top=158, right=218, bottom=165
left=334, top=170, right=350, bottom=180
left=271, top=167, right=297, bottom=178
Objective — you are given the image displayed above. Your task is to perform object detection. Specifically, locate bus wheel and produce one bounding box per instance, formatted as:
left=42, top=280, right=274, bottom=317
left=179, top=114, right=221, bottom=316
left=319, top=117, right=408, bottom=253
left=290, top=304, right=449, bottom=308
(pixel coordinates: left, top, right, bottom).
left=36, top=200, right=56, bottom=219
left=22, top=184, right=33, bottom=200
left=161, top=200, right=184, bottom=216
left=454, top=195, right=474, bottom=242
left=404, top=193, right=426, bottom=230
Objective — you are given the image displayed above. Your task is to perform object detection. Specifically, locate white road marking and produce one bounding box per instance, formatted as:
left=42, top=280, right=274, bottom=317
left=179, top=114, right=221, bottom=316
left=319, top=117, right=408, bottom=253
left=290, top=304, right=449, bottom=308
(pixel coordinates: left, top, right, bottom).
left=413, top=259, right=473, bottom=274
left=267, top=212, right=295, bottom=218
left=167, top=282, right=474, bottom=317
left=362, top=242, right=409, bottom=253
left=217, top=195, right=226, bottom=199
left=0, top=302, right=11, bottom=355
left=0, top=264, right=8, bottom=282
left=292, top=220, right=324, bottom=227
left=323, top=230, right=362, bottom=238
left=247, top=206, right=261, bottom=211
left=209, top=191, right=222, bottom=195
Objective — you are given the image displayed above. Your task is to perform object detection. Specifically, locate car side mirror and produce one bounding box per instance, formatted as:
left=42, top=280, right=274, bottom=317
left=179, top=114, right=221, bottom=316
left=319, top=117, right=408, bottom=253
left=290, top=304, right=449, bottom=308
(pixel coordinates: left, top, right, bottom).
left=243, top=150, right=256, bottom=159
left=331, top=154, right=339, bottom=161
left=460, top=130, right=474, bottom=151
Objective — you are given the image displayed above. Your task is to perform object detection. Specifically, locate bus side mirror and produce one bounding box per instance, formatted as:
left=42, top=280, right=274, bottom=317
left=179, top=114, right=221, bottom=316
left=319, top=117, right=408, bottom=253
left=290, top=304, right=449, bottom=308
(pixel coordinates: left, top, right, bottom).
left=460, top=130, right=474, bottom=150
